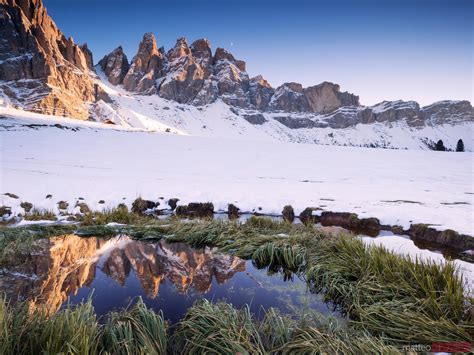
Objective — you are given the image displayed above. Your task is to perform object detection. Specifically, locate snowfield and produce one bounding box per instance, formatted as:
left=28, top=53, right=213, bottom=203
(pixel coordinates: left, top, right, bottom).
left=84, top=69, right=474, bottom=151
left=1, top=107, right=473, bottom=236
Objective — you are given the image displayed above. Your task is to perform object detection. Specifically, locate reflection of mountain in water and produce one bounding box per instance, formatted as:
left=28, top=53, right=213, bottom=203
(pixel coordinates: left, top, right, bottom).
left=0, top=235, right=245, bottom=314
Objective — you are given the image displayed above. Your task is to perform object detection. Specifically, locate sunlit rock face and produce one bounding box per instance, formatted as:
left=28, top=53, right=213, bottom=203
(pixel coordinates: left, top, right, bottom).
left=0, top=235, right=245, bottom=314
left=107, top=33, right=359, bottom=113
left=122, top=32, right=165, bottom=93
left=0, top=0, right=98, bottom=118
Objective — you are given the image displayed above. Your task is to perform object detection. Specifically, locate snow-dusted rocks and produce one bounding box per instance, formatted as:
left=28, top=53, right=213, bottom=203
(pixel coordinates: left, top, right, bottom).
left=100, top=33, right=359, bottom=114
left=158, top=37, right=207, bottom=104
left=249, top=75, right=274, bottom=110
left=268, top=82, right=359, bottom=114
left=213, top=47, right=250, bottom=108
left=0, top=0, right=97, bottom=119
left=0, top=0, right=472, bottom=146
left=269, top=82, right=309, bottom=112
left=422, top=100, right=474, bottom=125
left=98, top=46, right=130, bottom=86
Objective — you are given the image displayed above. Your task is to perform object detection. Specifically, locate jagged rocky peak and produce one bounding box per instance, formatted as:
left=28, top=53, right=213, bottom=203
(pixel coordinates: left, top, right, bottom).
left=158, top=36, right=208, bottom=104
left=98, top=46, right=130, bottom=86
left=0, top=0, right=97, bottom=118
left=122, top=32, right=164, bottom=93
left=190, top=38, right=212, bottom=68
left=167, top=37, right=191, bottom=62
left=213, top=47, right=246, bottom=72
left=212, top=47, right=250, bottom=107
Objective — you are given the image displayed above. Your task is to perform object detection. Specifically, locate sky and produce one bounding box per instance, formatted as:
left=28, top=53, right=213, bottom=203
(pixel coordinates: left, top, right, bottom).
left=43, top=0, right=472, bottom=106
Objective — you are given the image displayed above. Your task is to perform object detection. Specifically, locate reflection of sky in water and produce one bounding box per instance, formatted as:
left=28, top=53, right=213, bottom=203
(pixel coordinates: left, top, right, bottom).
left=68, top=259, right=336, bottom=324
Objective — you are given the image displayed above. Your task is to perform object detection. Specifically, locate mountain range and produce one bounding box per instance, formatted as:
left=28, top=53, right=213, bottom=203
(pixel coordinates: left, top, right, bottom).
left=0, top=0, right=472, bottom=150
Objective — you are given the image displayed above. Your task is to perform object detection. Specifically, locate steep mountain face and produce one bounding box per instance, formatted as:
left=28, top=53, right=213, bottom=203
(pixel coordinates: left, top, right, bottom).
left=98, top=46, right=129, bottom=86
left=0, top=0, right=99, bottom=119
left=0, top=0, right=472, bottom=150
left=278, top=99, right=474, bottom=129
left=100, top=33, right=359, bottom=113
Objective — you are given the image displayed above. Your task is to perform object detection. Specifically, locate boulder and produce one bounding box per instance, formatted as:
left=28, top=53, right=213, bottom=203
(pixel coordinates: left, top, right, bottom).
left=57, top=201, right=69, bottom=210
left=175, top=202, right=214, bottom=217
left=408, top=224, right=474, bottom=251
left=243, top=114, right=267, bottom=125
left=282, top=205, right=295, bottom=223
left=320, top=212, right=381, bottom=236
left=299, top=207, right=321, bottom=225
left=228, top=204, right=240, bottom=219
left=0, top=206, right=12, bottom=217
left=168, top=198, right=179, bottom=210
left=20, top=201, right=33, bottom=212
left=131, top=197, right=156, bottom=214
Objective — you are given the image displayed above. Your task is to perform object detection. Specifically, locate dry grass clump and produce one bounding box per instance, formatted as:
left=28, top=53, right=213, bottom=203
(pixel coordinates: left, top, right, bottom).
left=78, top=204, right=154, bottom=226
left=23, top=207, right=56, bottom=221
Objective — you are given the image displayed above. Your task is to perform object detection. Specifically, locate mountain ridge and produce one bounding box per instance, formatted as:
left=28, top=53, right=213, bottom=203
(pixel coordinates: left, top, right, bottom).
left=0, top=0, right=472, bottom=151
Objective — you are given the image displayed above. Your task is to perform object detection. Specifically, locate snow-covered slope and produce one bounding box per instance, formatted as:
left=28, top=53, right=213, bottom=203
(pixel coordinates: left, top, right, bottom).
left=83, top=69, right=474, bottom=151
left=1, top=109, right=473, bottom=235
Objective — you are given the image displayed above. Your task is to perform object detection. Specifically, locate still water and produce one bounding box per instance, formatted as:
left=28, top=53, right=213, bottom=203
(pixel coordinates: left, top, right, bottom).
left=0, top=235, right=337, bottom=323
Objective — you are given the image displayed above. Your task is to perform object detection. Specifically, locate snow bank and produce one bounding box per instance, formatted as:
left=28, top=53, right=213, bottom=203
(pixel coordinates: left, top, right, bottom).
left=1, top=113, right=472, bottom=236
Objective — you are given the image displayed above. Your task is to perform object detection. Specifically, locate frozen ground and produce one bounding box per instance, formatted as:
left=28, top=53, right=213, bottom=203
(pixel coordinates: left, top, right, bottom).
left=1, top=107, right=473, bottom=236
left=85, top=69, right=474, bottom=151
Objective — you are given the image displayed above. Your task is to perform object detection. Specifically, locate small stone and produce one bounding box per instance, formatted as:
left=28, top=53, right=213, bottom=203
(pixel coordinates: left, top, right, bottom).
left=20, top=201, right=33, bottom=212
left=168, top=198, right=179, bottom=210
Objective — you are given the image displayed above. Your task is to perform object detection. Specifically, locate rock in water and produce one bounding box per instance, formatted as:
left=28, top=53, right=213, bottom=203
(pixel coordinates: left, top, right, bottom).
left=0, top=0, right=97, bottom=119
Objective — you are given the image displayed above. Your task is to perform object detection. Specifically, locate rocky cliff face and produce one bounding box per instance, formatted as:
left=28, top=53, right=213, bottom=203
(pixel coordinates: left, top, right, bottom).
left=0, top=0, right=471, bottom=130
left=98, top=46, right=129, bottom=86
left=263, top=99, right=474, bottom=130
left=100, top=33, right=359, bottom=113
left=0, top=236, right=245, bottom=314
left=0, top=0, right=98, bottom=119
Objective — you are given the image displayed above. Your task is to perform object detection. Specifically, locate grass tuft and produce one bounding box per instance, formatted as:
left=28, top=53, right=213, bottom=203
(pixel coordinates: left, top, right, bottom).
left=101, top=298, right=167, bottom=355
left=23, top=207, right=56, bottom=221
left=171, top=300, right=265, bottom=355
